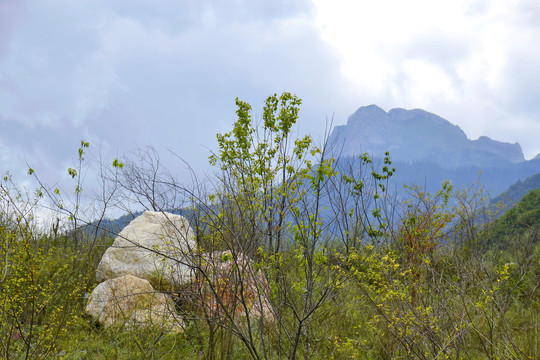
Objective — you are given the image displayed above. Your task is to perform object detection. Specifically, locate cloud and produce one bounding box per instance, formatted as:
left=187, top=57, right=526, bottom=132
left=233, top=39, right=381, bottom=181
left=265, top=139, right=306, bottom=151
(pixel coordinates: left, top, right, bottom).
left=0, top=1, right=123, bottom=127
left=312, top=0, right=540, bottom=158
left=0, top=0, right=26, bottom=58
left=0, top=0, right=348, bottom=186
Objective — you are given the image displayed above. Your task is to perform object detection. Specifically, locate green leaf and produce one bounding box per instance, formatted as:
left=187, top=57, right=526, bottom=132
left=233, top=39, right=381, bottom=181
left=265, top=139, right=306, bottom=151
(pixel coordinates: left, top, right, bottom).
left=221, top=252, right=232, bottom=262
left=112, top=158, right=124, bottom=169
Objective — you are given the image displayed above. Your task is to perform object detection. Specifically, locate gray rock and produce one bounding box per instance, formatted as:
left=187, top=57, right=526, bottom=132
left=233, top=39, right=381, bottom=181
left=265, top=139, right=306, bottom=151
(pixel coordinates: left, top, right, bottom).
left=85, top=274, right=183, bottom=332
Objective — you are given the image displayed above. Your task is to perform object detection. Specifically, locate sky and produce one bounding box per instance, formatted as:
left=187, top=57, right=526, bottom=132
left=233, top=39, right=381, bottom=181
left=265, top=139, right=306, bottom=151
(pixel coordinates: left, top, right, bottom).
left=1, top=0, right=539, bottom=190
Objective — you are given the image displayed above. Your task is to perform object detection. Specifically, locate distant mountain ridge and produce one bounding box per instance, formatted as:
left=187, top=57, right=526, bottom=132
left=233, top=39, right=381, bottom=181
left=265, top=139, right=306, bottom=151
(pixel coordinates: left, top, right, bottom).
left=329, top=105, right=525, bottom=168
left=329, top=105, right=540, bottom=197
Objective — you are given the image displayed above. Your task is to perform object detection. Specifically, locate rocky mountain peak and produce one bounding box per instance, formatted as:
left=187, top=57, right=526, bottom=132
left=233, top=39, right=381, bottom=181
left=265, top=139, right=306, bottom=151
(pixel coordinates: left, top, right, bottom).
left=329, top=105, right=526, bottom=168
left=347, top=104, right=387, bottom=124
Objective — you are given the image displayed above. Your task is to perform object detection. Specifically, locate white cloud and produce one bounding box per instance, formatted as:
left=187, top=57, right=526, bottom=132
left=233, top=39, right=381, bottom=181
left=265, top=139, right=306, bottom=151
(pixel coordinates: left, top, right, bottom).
left=312, top=0, right=540, bottom=158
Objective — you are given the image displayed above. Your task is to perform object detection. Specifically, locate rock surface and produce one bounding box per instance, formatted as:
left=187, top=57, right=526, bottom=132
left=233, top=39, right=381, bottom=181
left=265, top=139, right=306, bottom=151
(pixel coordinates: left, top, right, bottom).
left=96, top=211, right=196, bottom=290
left=186, top=251, right=274, bottom=322
left=85, top=274, right=183, bottom=331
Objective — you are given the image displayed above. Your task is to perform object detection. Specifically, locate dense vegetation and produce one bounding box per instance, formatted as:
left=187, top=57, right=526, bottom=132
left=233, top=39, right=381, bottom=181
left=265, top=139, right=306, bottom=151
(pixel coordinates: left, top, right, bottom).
left=1, top=93, right=539, bottom=359
left=488, top=187, right=540, bottom=250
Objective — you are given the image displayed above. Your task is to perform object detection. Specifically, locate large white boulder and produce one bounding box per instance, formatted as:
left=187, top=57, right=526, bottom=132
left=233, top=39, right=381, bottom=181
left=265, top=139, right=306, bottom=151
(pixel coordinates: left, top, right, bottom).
left=96, top=211, right=196, bottom=290
left=85, top=274, right=184, bottom=332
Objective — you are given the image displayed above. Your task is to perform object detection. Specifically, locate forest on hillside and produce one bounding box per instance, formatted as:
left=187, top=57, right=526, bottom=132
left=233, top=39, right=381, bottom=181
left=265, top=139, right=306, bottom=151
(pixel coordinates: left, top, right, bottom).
left=1, top=93, right=539, bottom=359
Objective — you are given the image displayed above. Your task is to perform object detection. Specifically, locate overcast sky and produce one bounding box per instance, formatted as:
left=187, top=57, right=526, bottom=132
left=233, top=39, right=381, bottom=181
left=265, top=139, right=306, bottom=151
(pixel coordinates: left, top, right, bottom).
left=1, top=0, right=539, bottom=188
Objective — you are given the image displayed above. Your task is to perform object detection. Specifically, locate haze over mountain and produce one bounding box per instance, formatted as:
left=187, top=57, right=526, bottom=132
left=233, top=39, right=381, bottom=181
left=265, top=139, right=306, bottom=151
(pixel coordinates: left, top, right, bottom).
left=329, top=105, right=540, bottom=196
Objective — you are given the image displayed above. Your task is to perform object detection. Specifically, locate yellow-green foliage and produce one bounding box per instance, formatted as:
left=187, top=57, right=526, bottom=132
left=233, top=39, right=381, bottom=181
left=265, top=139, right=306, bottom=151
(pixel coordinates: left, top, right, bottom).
left=0, top=224, right=85, bottom=359
left=325, top=182, right=539, bottom=360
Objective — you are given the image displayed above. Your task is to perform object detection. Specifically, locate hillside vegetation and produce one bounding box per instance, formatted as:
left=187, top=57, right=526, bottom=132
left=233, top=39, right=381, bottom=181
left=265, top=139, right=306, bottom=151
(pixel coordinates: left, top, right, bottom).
left=489, top=187, right=540, bottom=250
left=1, top=93, right=539, bottom=359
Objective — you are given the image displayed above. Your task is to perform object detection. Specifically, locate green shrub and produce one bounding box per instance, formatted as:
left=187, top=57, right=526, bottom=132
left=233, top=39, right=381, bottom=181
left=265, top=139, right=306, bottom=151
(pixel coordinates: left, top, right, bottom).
left=0, top=224, right=85, bottom=359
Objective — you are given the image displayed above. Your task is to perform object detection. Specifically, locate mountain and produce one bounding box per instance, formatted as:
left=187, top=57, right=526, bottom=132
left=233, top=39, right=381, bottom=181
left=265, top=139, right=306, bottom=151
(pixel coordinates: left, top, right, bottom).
left=490, top=173, right=540, bottom=211
left=329, top=105, right=540, bottom=196
left=329, top=105, right=524, bottom=168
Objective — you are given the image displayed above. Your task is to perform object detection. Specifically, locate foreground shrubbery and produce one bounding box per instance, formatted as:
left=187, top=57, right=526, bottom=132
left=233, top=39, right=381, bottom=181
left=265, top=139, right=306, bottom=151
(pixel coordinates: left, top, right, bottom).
left=1, top=218, right=537, bottom=359
left=1, top=93, right=539, bottom=359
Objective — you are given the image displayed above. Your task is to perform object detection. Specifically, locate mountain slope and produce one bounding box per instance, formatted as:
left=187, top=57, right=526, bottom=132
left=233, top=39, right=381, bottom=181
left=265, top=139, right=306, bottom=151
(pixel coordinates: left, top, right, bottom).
left=491, top=172, right=540, bottom=210
left=488, top=187, right=540, bottom=249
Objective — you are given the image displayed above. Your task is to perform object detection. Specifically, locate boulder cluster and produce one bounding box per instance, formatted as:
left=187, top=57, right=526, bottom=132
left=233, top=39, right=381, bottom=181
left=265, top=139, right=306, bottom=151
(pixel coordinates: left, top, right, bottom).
left=85, top=211, right=273, bottom=332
